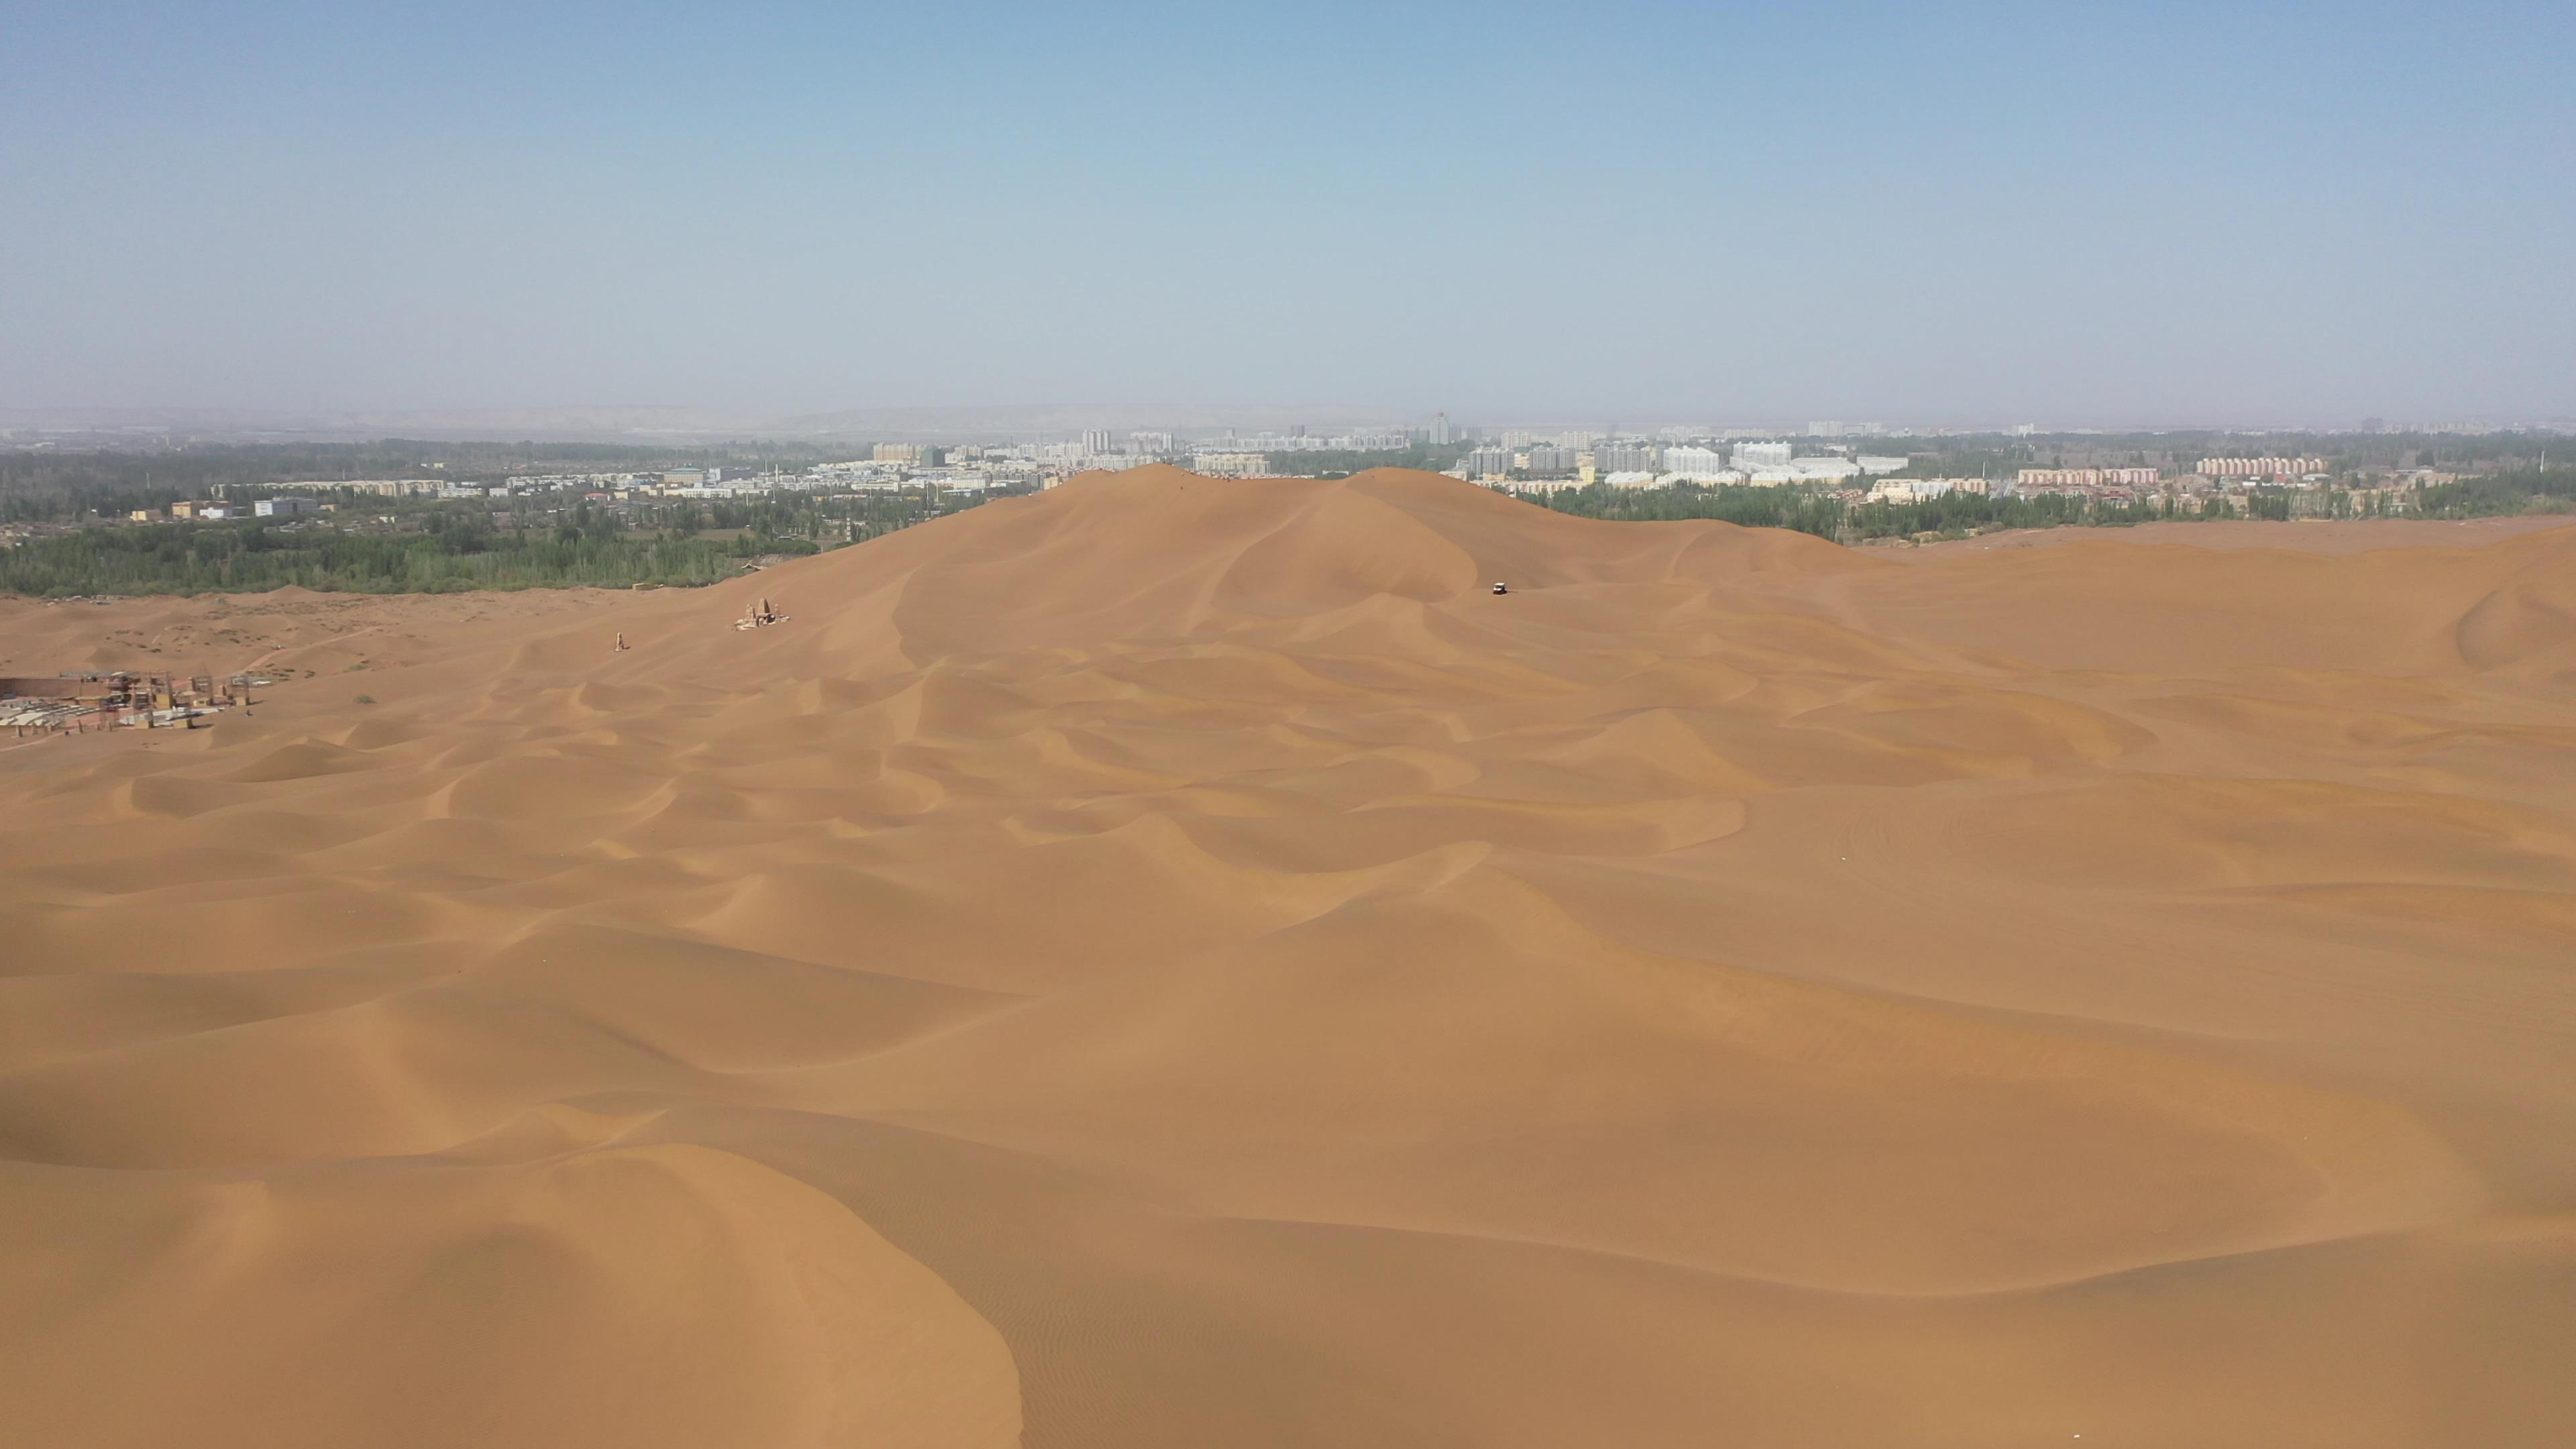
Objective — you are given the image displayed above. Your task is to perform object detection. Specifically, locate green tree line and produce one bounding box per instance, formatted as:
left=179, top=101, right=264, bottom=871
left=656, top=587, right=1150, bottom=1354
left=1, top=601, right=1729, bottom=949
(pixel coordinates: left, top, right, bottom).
left=0, top=519, right=765, bottom=596
left=1506, top=476, right=2567, bottom=540
left=2417, top=468, right=2576, bottom=517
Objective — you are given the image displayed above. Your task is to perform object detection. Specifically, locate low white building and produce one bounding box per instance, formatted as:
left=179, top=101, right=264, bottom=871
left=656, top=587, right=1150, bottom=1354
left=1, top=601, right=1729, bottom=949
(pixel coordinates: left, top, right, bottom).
left=1868, top=478, right=1986, bottom=503
left=1788, top=457, right=1862, bottom=482
left=1193, top=452, right=1272, bottom=478
left=286, top=478, right=439, bottom=496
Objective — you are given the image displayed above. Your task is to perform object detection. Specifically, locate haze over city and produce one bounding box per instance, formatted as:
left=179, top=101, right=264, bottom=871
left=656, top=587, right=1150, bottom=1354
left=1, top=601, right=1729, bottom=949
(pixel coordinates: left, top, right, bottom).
left=5, top=1, right=2571, bottom=425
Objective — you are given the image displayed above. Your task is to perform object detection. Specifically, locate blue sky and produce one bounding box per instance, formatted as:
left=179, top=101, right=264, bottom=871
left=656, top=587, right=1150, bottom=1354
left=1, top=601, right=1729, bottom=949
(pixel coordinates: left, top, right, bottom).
left=4, top=1, right=2570, bottom=423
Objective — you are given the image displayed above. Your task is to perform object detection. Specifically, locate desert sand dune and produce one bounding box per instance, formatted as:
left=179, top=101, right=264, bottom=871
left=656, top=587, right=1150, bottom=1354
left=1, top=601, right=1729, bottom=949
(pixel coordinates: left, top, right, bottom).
left=3, top=466, right=2572, bottom=1446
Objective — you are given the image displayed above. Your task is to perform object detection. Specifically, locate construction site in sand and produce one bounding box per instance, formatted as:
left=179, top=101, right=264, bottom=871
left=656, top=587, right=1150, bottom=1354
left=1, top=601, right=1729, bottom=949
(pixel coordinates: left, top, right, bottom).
left=9, top=594, right=787, bottom=745
left=1, top=671, right=268, bottom=740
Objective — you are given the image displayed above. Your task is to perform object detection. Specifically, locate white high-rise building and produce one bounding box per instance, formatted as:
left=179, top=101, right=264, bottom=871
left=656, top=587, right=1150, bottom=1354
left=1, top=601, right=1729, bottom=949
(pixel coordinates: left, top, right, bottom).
left=1081, top=429, right=1114, bottom=454
left=1430, top=412, right=1454, bottom=445
left=1662, top=446, right=1732, bottom=479
left=1731, top=441, right=1793, bottom=468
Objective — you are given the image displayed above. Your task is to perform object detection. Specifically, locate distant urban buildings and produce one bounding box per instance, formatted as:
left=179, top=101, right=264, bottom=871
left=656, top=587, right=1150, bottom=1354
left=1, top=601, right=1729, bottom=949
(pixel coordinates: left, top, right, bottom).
left=1742, top=458, right=1860, bottom=484
left=2196, top=456, right=2326, bottom=480
left=2018, top=468, right=2159, bottom=490
left=1448, top=433, right=1897, bottom=488
left=1789, top=457, right=1861, bottom=482
left=265, top=478, right=444, bottom=497
left=1192, top=451, right=1272, bottom=478
left=1187, top=426, right=1430, bottom=453
left=1662, top=446, right=1733, bottom=480
left=1868, top=478, right=1990, bottom=502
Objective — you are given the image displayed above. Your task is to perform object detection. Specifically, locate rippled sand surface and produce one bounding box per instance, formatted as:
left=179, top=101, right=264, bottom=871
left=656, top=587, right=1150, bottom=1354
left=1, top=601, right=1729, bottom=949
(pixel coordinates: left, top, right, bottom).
left=5, top=468, right=2573, bottom=1447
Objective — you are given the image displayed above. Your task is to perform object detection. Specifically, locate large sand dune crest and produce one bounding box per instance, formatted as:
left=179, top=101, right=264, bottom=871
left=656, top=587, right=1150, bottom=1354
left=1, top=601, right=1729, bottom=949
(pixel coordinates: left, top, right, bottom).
left=3, top=468, right=2573, bottom=1446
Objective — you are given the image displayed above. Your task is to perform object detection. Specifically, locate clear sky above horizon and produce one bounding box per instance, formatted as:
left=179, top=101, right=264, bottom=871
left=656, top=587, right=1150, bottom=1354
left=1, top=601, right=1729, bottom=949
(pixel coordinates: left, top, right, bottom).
left=4, top=1, right=2570, bottom=427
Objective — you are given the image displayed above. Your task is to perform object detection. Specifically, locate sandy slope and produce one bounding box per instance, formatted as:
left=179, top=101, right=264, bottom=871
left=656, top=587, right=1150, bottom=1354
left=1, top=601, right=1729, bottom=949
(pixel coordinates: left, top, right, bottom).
left=3, top=466, right=2572, bottom=1447
left=0, top=586, right=625, bottom=690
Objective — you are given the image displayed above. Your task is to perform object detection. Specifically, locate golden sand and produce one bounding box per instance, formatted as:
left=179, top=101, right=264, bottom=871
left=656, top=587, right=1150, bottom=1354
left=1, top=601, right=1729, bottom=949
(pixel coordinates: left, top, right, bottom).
left=3, top=467, right=2571, bottom=1446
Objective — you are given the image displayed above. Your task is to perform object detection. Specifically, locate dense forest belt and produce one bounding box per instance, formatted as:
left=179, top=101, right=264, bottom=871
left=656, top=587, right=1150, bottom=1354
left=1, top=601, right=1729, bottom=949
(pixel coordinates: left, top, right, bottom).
left=0, top=484, right=991, bottom=598
left=1517, top=468, right=2576, bottom=540
left=0, top=520, right=802, bottom=596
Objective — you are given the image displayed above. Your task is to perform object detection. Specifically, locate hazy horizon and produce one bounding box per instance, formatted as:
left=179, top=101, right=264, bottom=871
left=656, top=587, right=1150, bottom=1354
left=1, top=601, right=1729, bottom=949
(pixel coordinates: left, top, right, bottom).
left=13, top=401, right=2553, bottom=445
left=6, top=2, right=2571, bottom=422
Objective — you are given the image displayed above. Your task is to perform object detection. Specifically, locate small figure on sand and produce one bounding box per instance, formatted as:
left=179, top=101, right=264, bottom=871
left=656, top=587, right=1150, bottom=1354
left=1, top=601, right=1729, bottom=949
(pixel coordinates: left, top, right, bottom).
left=612, top=632, right=629, bottom=653
left=735, top=597, right=788, bottom=631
